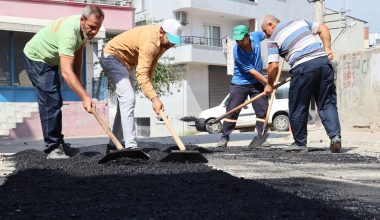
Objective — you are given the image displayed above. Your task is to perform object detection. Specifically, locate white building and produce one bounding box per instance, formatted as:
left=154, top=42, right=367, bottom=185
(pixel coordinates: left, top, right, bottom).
left=130, top=0, right=316, bottom=137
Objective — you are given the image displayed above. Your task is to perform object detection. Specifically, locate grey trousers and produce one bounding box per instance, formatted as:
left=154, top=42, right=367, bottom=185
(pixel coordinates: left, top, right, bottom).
left=99, top=54, right=137, bottom=148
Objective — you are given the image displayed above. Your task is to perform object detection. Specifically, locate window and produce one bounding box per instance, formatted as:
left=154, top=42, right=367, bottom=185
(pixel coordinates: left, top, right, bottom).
left=275, top=84, right=289, bottom=99
left=203, top=25, right=221, bottom=47
left=136, top=117, right=150, bottom=137
left=0, top=31, right=34, bottom=87
left=133, top=0, right=146, bottom=12
left=0, top=31, right=11, bottom=87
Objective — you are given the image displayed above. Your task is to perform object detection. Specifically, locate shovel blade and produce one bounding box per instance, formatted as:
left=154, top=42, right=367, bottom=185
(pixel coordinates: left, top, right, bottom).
left=98, top=149, right=150, bottom=164
left=248, top=133, right=270, bottom=148
left=160, top=150, right=208, bottom=163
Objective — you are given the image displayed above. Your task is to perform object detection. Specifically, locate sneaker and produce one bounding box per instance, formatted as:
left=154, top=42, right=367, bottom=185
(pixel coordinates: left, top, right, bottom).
left=60, top=142, right=79, bottom=157
left=47, top=148, right=70, bottom=159
left=282, top=142, right=308, bottom=152
left=106, top=144, right=137, bottom=153
left=330, top=136, right=341, bottom=153
left=217, top=139, right=228, bottom=148
left=126, top=146, right=138, bottom=150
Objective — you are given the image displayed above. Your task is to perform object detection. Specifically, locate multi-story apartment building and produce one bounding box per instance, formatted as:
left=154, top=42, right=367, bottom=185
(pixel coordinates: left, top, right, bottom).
left=131, top=0, right=315, bottom=137
left=0, top=0, right=134, bottom=138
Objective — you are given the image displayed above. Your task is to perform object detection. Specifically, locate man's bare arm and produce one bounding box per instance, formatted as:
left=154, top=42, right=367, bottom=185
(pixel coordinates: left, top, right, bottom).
left=264, top=62, right=279, bottom=95
left=247, top=69, right=268, bottom=84
left=60, top=56, right=94, bottom=112
left=316, top=23, right=333, bottom=60
left=73, top=44, right=85, bottom=83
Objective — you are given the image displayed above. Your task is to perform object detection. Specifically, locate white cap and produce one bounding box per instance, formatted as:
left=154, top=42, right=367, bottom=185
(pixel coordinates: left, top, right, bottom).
left=162, top=19, right=183, bottom=45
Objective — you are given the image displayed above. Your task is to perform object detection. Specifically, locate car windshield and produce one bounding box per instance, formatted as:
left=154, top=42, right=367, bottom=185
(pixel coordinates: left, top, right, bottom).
left=275, top=84, right=289, bottom=99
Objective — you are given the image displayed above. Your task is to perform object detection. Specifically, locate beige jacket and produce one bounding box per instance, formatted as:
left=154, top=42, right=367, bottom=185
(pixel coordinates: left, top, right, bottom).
left=104, top=25, right=167, bottom=100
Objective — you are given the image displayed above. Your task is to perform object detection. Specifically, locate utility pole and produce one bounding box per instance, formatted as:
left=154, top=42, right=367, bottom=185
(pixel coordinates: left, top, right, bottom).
left=314, top=0, right=324, bottom=23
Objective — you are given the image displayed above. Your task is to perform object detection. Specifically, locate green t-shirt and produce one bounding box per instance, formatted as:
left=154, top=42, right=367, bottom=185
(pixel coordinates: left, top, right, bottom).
left=24, top=15, right=85, bottom=66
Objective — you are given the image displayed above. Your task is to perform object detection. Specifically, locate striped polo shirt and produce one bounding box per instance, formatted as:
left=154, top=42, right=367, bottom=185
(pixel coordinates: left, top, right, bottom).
left=267, top=19, right=326, bottom=68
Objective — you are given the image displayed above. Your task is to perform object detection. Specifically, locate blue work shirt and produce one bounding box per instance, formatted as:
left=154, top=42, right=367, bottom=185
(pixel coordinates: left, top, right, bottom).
left=231, top=31, right=265, bottom=85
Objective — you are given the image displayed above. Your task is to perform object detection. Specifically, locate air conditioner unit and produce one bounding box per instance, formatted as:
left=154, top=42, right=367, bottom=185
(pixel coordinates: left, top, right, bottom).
left=175, top=11, right=188, bottom=25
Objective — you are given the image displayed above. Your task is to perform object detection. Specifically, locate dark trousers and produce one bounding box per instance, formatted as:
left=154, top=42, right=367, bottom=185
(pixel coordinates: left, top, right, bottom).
left=23, top=54, right=63, bottom=151
left=289, top=56, right=341, bottom=146
left=221, top=82, right=268, bottom=141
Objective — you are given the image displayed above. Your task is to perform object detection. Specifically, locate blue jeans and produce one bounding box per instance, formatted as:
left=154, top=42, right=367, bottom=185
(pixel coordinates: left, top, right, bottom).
left=221, top=82, right=268, bottom=141
left=23, top=54, right=63, bottom=152
left=289, top=56, right=341, bottom=146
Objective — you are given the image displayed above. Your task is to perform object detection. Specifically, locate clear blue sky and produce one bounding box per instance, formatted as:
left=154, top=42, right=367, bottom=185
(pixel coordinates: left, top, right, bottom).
left=325, top=0, right=379, bottom=33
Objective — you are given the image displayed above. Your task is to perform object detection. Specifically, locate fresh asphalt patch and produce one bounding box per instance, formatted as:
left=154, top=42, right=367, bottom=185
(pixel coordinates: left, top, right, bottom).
left=0, top=142, right=378, bottom=219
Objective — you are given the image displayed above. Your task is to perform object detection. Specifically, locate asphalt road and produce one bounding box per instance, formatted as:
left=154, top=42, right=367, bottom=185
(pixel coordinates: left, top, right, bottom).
left=0, top=127, right=379, bottom=218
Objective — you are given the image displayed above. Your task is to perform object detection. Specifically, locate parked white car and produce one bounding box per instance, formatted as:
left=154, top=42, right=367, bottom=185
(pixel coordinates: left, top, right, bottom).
left=195, top=82, right=290, bottom=134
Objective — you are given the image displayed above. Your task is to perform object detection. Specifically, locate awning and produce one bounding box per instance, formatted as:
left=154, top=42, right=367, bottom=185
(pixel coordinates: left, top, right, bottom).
left=0, top=15, right=106, bottom=38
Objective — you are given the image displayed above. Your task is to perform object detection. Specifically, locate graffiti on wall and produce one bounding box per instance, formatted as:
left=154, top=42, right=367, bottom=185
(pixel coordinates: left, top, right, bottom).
left=370, top=53, right=380, bottom=92
left=337, top=49, right=380, bottom=128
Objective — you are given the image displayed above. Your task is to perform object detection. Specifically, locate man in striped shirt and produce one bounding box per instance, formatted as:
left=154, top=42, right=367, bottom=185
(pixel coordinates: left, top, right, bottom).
left=261, top=15, right=341, bottom=153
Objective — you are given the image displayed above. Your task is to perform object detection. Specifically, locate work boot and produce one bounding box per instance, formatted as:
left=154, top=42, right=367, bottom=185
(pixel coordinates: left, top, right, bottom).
left=46, top=148, right=70, bottom=159
left=330, top=136, right=341, bottom=153
left=60, top=142, right=79, bottom=157
left=282, top=142, right=308, bottom=152
left=217, top=138, right=228, bottom=148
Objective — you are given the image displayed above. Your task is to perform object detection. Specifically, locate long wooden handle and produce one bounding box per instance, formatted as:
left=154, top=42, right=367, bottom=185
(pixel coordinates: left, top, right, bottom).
left=91, top=107, right=124, bottom=150
left=159, top=110, right=186, bottom=151
left=262, top=59, right=285, bottom=135
left=211, top=77, right=291, bottom=124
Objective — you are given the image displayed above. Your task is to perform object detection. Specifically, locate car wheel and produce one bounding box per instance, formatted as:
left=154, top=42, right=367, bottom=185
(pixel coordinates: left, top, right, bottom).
left=205, top=119, right=223, bottom=134
left=273, top=114, right=289, bottom=131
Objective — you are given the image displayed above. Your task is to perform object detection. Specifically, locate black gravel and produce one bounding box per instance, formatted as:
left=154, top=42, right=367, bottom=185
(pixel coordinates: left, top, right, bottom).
left=0, top=142, right=377, bottom=219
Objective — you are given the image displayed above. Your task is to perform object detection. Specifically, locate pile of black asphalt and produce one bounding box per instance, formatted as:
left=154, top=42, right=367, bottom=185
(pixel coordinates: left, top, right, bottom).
left=0, top=142, right=378, bottom=219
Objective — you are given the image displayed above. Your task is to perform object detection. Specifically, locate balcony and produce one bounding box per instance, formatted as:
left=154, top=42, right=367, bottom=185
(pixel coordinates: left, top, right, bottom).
left=61, top=0, right=132, bottom=6
left=172, top=0, right=258, bottom=20
left=182, top=36, right=222, bottom=47
left=0, top=0, right=135, bottom=33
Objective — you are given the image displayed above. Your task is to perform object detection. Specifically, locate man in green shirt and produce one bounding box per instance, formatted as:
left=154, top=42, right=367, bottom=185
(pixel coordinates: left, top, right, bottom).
left=23, top=5, right=104, bottom=159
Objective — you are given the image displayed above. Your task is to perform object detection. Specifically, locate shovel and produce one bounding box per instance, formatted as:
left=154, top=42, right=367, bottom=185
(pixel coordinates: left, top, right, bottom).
left=208, top=76, right=291, bottom=126
left=159, top=110, right=208, bottom=163
left=249, top=59, right=285, bottom=148
left=90, top=107, right=150, bottom=164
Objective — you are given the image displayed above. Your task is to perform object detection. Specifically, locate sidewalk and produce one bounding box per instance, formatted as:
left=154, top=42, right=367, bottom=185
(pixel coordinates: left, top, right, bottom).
left=1, top=125, right=380, bottom=186
left=1, top=124, right=380, bottom=156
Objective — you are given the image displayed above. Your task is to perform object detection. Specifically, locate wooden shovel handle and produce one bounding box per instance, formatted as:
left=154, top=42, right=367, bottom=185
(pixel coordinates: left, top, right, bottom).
left=211, top=77, right=291, bottom=124
left=159, top=110, right=186, bottom=151
left=262, top=59, right=285, bottom=135
left=91, top=107, right=124, bottom=150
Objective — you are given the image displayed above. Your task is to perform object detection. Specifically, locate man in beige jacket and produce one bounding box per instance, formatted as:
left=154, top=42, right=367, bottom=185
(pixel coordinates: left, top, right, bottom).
left=99, top=19, right=182, bottom=150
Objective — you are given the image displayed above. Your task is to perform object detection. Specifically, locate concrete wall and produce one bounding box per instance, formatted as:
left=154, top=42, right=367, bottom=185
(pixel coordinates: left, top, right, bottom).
left=336, top=48, right=380, bottom=131
left=8, top=101, right=109, bottom=140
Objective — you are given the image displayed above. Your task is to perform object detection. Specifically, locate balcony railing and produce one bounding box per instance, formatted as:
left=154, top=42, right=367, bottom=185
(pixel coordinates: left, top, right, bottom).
left=181, top=36, right=222, bottom=47
left=63, top=0, right=132, bottom=6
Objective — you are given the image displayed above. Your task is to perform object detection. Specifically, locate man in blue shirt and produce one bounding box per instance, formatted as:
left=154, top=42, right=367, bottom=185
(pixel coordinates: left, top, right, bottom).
left=217, top=25, right=268, bottom=148
left=261, top=15, right=341, bottom=153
